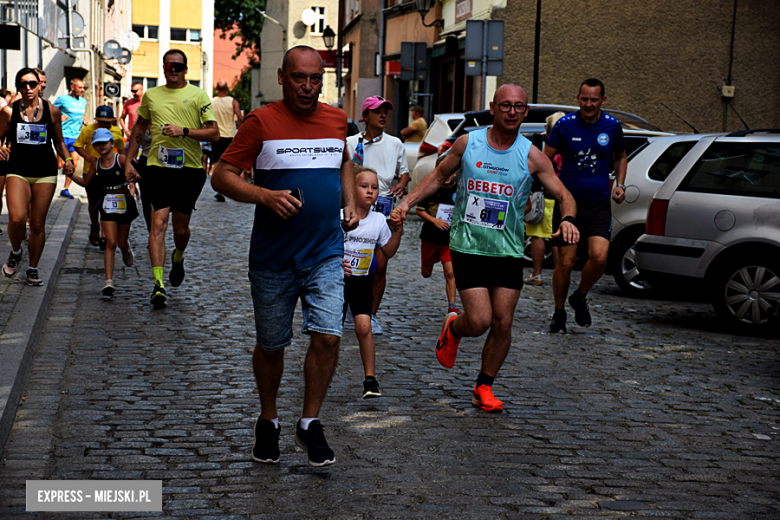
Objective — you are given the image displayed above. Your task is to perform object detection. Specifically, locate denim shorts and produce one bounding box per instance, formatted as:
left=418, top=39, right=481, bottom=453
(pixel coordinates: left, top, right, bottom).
left=249, top=255, right=344, bottom=351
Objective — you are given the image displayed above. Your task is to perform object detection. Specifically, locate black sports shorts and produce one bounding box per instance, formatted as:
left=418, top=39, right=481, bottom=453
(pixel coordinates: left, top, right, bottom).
left=551, top=199, right=612, bottom=247
left=450, top=250, right=524, bottom=292
left=143, top=166, right=207, bottom=215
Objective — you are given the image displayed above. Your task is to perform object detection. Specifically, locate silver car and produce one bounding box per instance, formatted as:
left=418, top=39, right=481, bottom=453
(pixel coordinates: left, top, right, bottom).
left=635, top=130, right=780, bottom=333
left=608, top=133, right=718, bottom=296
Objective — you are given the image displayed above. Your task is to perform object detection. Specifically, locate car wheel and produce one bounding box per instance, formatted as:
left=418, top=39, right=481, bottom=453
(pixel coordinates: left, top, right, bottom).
left=611, top=232, right=654, bottom=297
left=712, top=259, right=780, bottom=334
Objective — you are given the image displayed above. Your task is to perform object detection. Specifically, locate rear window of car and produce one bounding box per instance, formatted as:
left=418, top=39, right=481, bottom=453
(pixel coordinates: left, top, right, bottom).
left=447, top=119, right=463, bottom=131
left=679, top=142, right=780, bottom=198
left=647, top=141, right=697, bottom=181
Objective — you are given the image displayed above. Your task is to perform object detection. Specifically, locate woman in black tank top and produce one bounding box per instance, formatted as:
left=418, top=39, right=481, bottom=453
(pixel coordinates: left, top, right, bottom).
left=66, top=130, right=138, bottom=296
left=0, top=68, right=74, bottom=286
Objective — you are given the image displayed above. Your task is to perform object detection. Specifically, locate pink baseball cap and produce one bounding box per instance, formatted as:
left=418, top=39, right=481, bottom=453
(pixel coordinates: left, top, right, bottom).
left=360, top=95, right=393, bottom=121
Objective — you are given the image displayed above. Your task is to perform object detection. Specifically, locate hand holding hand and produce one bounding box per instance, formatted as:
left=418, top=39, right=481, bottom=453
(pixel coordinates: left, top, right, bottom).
left=390, top=203, right=408, bottom=228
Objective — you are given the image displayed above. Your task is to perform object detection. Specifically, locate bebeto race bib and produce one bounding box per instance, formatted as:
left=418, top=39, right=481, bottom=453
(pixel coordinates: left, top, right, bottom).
left=435, top=204, right=454, bottom=224
left=373, top=195, right=394, bottom=218
left=103, top=194, right=127, bottom=214
left=158, top=145, right=184, bottom=168
left=17, top=123, right=46, bottom=145
left=464, top=194, right=508, bottom=231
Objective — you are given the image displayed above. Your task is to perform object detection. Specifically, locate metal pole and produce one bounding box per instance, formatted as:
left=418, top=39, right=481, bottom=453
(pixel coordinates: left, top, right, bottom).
left=532, top=0, right=541, bottom=103
left=481, top=20, right=487, bottom=110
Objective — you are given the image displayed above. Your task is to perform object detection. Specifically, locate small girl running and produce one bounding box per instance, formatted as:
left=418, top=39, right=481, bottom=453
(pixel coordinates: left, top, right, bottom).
left=66, top=128, right=137, bottom=296
left=343, top=164, right=403, bottom=398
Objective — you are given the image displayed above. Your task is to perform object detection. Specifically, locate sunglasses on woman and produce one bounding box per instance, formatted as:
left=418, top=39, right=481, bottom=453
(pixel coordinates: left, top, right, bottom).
left=163, top=62, right=186, bottom=73
left=18, top=80, right=39, bottom=90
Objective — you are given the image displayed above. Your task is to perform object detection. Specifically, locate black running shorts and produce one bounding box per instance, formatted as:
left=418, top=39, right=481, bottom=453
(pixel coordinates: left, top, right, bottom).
left=143, top=166, right=207, bottom=215
left=551, top=199, right=612, bottom=247
left=343, top=274, right=373, bottom=318
left=450, top=250, right=524, bottom=292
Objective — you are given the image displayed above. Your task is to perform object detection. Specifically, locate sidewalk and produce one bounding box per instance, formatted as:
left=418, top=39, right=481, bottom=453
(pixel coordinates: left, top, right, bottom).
left=0, top=176, right=81, bottom=457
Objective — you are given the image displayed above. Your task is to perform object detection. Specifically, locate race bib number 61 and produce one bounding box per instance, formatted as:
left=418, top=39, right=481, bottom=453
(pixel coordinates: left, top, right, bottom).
left=464, top=194, right=508, bottom=230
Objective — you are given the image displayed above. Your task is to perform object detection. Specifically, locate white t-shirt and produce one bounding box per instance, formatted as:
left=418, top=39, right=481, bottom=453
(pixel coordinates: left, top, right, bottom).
left=346, top=132, right=409, bottom=195
left=341, top=210, right=392, bottom=277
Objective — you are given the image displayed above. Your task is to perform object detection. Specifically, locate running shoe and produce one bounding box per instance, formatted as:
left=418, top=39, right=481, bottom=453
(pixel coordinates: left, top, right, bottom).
left=294, top=420, right=335, bottom=467
left=99, top=238, right=107, bottom=252
left=3, top=251, right=22, bottom=277
left=150, top=283, right=167, bottom=308
left=550, top=308, right=567, bottom=334
left=251, top=417, right=280, bottom=464
left=121, top=246, right=134, bottom=267
left=524, top=274, right=543, bottom=286
left=472, top=384, right=504, bottom=413
left=568, top=291, right=592, bottom=327
left=59, top=189, right=74, bottom=199
left=448, top=306, right=461, bottom=315
left=214, top=193, right=226, bottom=202
left=25, top=268, right=43, bottom=286
left=362, top=377, right=381, bottom=399
left=435, top=312, right=461, bottom=369
left=370, top=315, right=383, bottom=335
left=102, top=279, right=115, bottom=296
left=169, top=252, right=185, bottom=287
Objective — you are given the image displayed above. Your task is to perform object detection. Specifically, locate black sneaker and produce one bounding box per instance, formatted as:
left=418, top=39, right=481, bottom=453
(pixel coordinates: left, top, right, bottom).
left=150, top=283, right=167, bottom=308
left=362, top=377, right=381, bottom=399
left=550, top=308, right=567, bottom=334
left=294, top=420, right=335, bottom=467
left=251, top=417, right=280, bottom=464
left=169, top=252, right=185, bottom=287
left=3, top=251, right=22, bottom=277
left=214, top=193, right=226, bottom=202
left=568, top=291, right=592, bottom=327
left=25, top=268, right=43, bottom=286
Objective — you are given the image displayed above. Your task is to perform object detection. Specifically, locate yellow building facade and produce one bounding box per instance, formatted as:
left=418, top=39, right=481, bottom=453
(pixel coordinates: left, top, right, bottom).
left=131, top=0, right=214, bottom=91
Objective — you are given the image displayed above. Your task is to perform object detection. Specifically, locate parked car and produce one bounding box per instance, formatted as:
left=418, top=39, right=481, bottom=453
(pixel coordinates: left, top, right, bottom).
left=409, top=105, right=672, bottom=192
left=634, top=130, right=780, bottom=334
left=410, top=113, right=466, bottom=188
left=607, top=133, right=717, bottom=297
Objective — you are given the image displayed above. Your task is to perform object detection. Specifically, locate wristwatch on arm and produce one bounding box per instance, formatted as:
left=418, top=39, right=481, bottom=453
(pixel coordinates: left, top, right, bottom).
left=616, top=183, right=626, bottom=190
left=182, top=127, right=189, bottom=137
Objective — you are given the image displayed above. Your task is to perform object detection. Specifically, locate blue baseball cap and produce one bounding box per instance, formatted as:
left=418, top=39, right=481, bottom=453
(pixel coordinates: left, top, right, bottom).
left=91, top=127, right=114, bottom=144
left=95, top=105, right=114, bottom=120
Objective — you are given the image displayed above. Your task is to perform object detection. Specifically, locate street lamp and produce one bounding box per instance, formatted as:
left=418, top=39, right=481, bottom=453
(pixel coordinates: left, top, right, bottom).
left=322, top=26, right=335, bottom=52
left=415, top=0, right=444, bottom=28
left=322, top=25, right=343, bottom=108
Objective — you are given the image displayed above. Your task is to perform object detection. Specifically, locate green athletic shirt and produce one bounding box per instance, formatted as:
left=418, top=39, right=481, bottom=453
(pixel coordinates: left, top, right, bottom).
left=136, top=83, right=216, bottom=169
left=449, top=128, right=533, bottom=258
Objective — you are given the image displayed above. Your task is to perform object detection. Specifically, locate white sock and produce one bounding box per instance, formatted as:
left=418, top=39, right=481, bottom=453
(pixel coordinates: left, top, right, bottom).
left=13, top=249, right=21, bottom=255
left=300, top=417, right=317, bottom=430
left=270, top=418, right=279, bottom=428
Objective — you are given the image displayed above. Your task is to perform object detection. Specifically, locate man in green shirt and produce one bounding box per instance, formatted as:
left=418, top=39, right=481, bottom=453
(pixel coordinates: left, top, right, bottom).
left=125, top=49, right=219, bottom=307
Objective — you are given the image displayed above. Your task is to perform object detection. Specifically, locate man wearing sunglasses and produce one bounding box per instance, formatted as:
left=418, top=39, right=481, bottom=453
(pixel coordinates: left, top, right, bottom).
left=391, top=84, right=578, bottom=413
left=120, top=81, right=143, bottom=136
left=124, top=49, right=219, bottom=308
left=53, top=78, right=88, bottom=198
left=544, top=78, right=627, bottom=334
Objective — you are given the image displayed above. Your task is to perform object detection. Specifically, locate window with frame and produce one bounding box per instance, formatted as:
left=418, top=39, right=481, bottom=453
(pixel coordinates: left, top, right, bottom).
left=311, top=6, right=326, bottom=35
left=132, top=24, right=158, bottom=40
left=647, top=141, right=697, bottom=182
left=171, top=28, right=187, bottom=41
left=679, top=142, right=780, bottom=198
left=132, top=77, right=157, bottom=90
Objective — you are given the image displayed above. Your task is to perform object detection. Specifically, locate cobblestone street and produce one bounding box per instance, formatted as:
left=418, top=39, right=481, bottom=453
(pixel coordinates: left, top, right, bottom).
left=1, top=181, right=779, bottom=519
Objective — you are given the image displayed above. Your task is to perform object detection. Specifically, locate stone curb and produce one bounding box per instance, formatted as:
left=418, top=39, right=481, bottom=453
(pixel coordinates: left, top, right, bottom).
left=0, top=197, right=81, bottom=458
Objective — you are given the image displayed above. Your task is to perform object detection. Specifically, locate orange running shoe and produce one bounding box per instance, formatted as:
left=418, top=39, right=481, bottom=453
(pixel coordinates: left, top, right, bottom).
left=435, top=312, right=461, bottom=368
left=472, top=384, right=504, bottom=412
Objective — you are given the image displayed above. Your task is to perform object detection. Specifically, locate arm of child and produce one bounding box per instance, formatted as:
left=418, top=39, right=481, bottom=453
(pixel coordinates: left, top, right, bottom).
left=379, top=221, right=403, bottom=259
left=415, top=205, right=450, bottom=231
left=69, top=158, right=96, bottom=187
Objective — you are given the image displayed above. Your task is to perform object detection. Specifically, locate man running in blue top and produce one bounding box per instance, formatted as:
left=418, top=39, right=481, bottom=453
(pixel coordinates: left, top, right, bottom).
left=544, top=78, right=628, bottom=333
left=54, top=78, right=88, bottom=198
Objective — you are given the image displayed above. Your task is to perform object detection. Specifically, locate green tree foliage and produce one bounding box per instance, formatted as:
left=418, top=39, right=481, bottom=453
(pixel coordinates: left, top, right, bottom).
left=214, top=0, right=265, bottom=64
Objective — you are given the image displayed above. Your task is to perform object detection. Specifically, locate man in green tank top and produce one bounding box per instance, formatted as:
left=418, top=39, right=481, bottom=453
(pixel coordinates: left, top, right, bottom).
left=393, top=84, right=579, bottom=412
